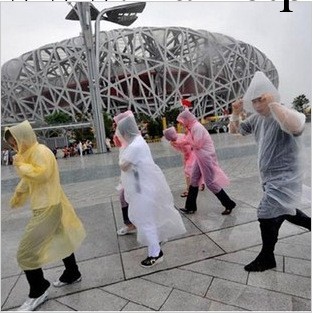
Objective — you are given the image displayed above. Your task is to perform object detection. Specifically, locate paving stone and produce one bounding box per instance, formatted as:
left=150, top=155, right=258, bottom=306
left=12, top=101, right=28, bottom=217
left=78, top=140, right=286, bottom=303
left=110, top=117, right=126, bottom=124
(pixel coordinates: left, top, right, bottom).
left=160, top=288, right=217, bottom=311
left=122, top=301, right=154, bottom=311
left=36, top=299, right=75, bottom=312
left=284, top=257, right=311, bottom=277
left=215, top=249, right=284, bottom=272
left=206, top=277, right=304, bottom=311
left=102, top=278, right=172, bottom=310
left=1, top=275, right=19, bottom=308
left=207, top=221, right=305, bottom=253
left=121, top=234, right=224, bottom=279
left=181, top=258, right=248, bottom=284
left=56, top=288, right=128, bottom=311
left=143, top=268, right=213, bottom=296
left=248, top=270, right=311, bottom=299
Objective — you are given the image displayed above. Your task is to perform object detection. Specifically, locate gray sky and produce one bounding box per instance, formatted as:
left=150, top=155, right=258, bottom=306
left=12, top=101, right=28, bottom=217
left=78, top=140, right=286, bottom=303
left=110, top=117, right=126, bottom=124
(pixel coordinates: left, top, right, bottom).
left=1, top=1, right=312, bottom=106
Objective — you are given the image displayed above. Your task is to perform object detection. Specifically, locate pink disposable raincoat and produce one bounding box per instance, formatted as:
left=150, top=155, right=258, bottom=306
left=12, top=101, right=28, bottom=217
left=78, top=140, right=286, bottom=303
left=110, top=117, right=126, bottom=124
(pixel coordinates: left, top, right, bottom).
left=177, top=110, right=229, bottom=193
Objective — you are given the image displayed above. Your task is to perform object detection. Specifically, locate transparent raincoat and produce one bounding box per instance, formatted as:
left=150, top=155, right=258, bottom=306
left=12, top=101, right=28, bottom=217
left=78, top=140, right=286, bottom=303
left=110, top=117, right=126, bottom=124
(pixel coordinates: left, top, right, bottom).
left=240, top=71, right=308, bottom=218
left=6, top=121, right=86, bottom=270
left=116, top=115, right=186, bottom=245
left=176, top=110, right=229, bottom=193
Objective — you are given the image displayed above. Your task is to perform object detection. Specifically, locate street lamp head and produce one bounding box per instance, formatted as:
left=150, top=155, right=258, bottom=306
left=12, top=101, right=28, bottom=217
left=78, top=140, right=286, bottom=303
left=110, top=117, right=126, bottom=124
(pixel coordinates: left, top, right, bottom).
left=66, top=3, right=100, bottom=21
left=102, top=2, right=146, bottom=26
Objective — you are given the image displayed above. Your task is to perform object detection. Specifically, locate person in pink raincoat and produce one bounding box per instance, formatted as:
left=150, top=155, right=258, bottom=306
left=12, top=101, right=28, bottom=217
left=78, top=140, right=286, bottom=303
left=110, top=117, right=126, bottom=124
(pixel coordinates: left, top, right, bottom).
left=176, top=109, right=236, bottom=215
left=163, top=126, right=204, bottom=197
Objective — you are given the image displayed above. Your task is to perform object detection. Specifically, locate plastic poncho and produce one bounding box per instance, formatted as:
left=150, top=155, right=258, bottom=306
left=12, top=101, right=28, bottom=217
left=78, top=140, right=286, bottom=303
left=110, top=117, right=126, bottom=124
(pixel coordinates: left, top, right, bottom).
left=6, top=120, right=86, bottom=270
left=176, top=110, right=229, bottom=193
left=116, top=116, right=186, bottom=246
left=163, top=127, right=196, bottom=179
left=240, top=71, right=308, bottom=219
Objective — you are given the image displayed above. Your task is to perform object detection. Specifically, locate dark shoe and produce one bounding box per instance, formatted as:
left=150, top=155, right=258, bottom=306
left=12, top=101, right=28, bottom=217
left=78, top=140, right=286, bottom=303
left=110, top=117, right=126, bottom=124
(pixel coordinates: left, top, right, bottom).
left=141, top=250, right=164, bottom=268
left=53, top=276, right=81, bottom=288
left=180, top=191, right=188, bottom=198
left=221, top=202, right=236, bottom=215
left=179, top=207, right=196, bottom=214
left=53, top=270, right=81, bottom=287
left=244, top=257, right=276, bottom=272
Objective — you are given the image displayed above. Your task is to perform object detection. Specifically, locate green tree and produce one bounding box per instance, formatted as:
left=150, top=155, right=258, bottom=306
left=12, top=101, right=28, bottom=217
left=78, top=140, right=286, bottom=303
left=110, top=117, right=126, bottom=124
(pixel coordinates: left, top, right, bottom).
left=44, top=111, right=72, bottom=137
left=292, top=94, right=310, bottom=113
left=45, top=111, right=72, bottom=124
left=103, top=112, right=113, bottom=138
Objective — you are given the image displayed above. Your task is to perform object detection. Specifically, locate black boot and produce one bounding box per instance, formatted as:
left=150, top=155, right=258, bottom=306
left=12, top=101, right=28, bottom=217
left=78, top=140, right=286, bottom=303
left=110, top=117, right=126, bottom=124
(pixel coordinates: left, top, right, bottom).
left=58, top=253, right=81, bottom=285
left=244, top=217, right=284, bottom=272
left=285, top=209, right=311, bottom=231
left=215, top=189, right=236, bottom=215
left=180, top=186, right=199, bottom=214
left=244, top=251, right=276, bottom=272
left=24, top=268, right=50, bottom=298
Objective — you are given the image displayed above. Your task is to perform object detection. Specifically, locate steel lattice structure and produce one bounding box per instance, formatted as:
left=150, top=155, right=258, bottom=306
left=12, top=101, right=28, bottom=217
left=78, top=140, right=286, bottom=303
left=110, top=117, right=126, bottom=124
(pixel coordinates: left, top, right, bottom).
left=1, top=27, right=278, bottom=124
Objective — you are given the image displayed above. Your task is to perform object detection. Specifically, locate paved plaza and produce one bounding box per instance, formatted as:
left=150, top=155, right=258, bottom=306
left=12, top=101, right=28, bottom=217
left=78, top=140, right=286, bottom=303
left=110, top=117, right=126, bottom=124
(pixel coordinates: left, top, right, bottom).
left=1, top=126, right=311, bottom=312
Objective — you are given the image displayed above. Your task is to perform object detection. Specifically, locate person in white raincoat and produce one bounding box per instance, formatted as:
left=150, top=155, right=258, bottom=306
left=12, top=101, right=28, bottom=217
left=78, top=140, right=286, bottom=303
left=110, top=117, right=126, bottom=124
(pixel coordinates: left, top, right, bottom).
left=115, top=112, right=186, bottom=268
left=4, top=121, right=86, bottom=311
left=229, top=71, right=311, bottom=272
left=176, top=109, right=236, bottom=215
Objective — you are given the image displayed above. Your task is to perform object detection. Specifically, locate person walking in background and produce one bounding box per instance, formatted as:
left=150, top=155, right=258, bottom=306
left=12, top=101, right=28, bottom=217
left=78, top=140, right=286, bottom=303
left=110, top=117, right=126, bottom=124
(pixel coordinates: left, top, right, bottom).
left=163, top=126, right=204, bottom=197
left=115, top=111, right=186, bottom=267
left=4, top=120, right=86, bottom=311
left=176, top=109, right=236, bottom=215
left=229, top=71, right=311, bottom=272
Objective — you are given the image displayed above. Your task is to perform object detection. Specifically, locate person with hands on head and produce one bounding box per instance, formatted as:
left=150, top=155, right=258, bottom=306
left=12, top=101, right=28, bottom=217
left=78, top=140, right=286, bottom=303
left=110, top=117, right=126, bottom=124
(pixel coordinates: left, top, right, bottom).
left=4, top=120, right=86, bottom=311
left=229, top=71, right=311, bottom=272
left=176, top=107, right=236, bottom=215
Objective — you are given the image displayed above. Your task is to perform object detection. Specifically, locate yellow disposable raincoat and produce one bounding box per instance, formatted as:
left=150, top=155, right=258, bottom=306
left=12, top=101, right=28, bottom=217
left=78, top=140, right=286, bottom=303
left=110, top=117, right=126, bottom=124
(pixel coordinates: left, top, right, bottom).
left=7, top=121, right=86, bottom=270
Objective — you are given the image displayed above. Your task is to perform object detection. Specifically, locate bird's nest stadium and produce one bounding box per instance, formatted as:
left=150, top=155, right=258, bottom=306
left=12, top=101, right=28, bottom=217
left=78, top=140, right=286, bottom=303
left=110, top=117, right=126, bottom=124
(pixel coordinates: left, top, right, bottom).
left=1, top=26, right=278, bottom=125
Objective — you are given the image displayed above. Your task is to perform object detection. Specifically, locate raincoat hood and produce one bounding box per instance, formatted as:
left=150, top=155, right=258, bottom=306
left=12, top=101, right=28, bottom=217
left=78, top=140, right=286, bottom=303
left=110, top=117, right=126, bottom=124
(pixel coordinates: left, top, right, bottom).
left=163, top=127, right=178, bottom=141
left=113, top=110, right=134, bottom=124
left=243, top=71, right=280, bottom=113
left=116, top=115, right=140, bottom=146
left=5, top=120, right=37, bottom=154
left=177, top=109, right=198, bottom=129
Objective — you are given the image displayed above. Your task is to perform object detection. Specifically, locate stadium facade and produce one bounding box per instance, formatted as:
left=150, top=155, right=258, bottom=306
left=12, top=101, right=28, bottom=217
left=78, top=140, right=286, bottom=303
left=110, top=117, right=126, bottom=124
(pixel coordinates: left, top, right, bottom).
left=1, top=27, right=279, bottom=125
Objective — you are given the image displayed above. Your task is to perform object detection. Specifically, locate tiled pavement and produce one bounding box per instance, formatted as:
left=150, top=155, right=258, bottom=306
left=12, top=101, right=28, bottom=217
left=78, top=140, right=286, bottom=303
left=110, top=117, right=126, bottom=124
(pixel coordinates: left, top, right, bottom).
left=1, top=125, right=311, bottom=312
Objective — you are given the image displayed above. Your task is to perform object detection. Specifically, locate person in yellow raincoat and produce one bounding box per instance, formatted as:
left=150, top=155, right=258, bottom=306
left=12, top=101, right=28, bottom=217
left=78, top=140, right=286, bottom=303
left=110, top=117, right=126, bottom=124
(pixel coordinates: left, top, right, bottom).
left=4, top=120, right=86, bottom=311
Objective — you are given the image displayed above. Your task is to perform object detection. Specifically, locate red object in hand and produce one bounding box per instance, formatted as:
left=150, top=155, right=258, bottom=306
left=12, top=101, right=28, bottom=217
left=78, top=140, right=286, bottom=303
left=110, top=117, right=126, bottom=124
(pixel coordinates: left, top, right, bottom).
left=113, top=135, right=122, bottom=147
left=181, top=99, right=192, bottom=107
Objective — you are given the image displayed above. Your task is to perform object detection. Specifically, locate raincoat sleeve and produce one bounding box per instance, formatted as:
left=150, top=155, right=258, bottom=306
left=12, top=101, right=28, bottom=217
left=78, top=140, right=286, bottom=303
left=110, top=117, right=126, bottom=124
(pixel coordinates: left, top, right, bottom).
left=269, top=102, right=306, bottom=136
left=10, top=178, right=29, bottom=208
left=14, top=148, right=53, bottom=183
left=191, top=125, right=207, bottom=149
left=119, top=143, right=137, bottom=171
left=238, top=115, right=256, bottom=136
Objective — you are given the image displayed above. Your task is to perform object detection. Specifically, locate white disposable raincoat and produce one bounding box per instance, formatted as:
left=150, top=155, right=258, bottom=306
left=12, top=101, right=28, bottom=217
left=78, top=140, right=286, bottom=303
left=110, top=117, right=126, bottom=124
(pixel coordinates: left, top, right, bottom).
left=6, top=121, right=86, bottom=270
left=240, top=71, right=308, bottom=218
left=116, top=116, right=186, bottom=246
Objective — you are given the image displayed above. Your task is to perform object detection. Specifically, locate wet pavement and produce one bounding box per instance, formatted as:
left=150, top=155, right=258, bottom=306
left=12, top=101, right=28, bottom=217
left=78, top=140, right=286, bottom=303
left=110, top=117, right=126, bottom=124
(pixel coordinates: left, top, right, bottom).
left=1, top=125, right=311, bottom=312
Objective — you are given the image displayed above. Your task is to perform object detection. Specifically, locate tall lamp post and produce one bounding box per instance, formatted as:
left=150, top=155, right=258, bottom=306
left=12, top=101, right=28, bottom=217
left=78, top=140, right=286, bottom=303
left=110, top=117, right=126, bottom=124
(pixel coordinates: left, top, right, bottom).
left=66, top=2, right=146, bottom=153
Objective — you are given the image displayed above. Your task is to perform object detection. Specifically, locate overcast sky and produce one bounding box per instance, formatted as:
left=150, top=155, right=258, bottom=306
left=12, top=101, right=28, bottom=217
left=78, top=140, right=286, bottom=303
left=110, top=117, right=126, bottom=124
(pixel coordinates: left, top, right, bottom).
left=1, top=1, right=312, bottom=106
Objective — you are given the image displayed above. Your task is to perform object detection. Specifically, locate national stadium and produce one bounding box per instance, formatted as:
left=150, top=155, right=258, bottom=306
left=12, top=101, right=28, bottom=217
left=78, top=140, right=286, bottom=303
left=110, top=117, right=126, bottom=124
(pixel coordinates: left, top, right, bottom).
left=1, top=27, right=279, bottom=125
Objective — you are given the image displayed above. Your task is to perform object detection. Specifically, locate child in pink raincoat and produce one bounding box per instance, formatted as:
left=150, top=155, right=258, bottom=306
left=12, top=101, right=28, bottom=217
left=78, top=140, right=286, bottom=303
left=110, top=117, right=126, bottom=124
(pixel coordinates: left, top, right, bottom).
left=163, top=126, right=204, bottom=197
left=176, top=109, right=236, bottom=215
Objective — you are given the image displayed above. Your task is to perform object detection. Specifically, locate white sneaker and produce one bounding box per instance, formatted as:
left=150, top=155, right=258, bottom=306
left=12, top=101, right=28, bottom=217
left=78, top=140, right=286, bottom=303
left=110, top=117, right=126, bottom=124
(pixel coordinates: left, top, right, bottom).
left=53, top=276, right=82, bottom=288
left=117, top=225, right=136, bottom=236
left=17, top=290, right=48, bottom=311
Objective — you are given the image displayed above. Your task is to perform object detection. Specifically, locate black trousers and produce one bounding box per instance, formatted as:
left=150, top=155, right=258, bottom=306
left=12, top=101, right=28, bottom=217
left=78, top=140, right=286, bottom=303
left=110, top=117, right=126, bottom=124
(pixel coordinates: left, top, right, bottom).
left=259, top=209, right=311, bottom=259
left=24, top=253, right=79, bottom=298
